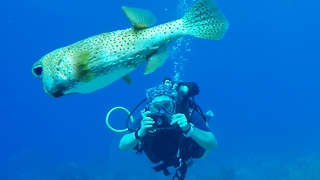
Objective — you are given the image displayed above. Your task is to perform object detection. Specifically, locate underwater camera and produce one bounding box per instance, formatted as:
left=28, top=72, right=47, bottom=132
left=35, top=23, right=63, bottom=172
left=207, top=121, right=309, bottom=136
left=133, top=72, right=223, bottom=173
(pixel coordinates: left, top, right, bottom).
left=147, top=113, right=175, bottom=131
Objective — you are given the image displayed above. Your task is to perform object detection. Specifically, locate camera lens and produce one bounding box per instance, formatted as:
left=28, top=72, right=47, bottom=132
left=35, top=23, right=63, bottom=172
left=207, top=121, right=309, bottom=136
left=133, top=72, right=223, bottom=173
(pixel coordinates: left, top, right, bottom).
left=155, top=118, right=163, bottom=126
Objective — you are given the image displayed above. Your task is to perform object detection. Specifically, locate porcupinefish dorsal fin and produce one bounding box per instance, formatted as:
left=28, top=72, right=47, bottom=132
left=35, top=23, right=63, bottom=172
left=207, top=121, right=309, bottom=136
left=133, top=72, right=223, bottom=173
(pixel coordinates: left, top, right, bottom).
left=70, top=50, right=93, bottom=82
left=121, top=74, right=132, bottom=84
left=144, top=46, right=169, bottom=75
left=122, top=6, right=157, bottom=29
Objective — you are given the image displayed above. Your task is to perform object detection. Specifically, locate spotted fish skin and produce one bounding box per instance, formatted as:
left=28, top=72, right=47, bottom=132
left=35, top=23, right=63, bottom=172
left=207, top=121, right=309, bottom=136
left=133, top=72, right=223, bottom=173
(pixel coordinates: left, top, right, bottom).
left=32, top=0, right=229, bottom=97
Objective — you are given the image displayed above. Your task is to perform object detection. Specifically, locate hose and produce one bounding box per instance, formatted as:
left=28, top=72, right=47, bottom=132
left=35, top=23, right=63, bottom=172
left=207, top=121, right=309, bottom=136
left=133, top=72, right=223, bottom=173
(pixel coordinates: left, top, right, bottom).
left=105, top=106, right=134, bottom=133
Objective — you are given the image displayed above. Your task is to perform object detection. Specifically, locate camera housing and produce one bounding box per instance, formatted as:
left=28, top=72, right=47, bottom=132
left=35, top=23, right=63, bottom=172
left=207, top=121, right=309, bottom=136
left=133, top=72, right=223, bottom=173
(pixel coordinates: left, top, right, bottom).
left=148, top=113, right=170, bottom=129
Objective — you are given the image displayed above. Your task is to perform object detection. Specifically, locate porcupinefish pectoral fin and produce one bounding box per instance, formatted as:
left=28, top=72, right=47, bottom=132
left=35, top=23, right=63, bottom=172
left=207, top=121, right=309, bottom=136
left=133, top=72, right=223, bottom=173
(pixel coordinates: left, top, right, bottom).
left=70, top=50, right=93, bottom=82
left=144, top=46, right=169, bottom=75
left=122, top=6, right=157, bottom=29
left=121, top=74, right=132, bottom=84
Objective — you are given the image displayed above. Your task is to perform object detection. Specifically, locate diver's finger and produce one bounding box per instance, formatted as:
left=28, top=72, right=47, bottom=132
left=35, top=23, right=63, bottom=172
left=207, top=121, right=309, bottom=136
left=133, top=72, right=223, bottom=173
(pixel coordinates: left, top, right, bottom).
left=145, top=120, right=155, bottom=125
left=141, top=123, right=154, bottom=130
left=144, top=125, right=153, bottom=129
left=141, top=110, right=151, bottom=117
left=172, top=113, right=184, bottom=118
left=170, top=117, right=179, bottom=125
left=142, top=119, right=154, bottom=125
left=142, top=116, right=153, bottom=121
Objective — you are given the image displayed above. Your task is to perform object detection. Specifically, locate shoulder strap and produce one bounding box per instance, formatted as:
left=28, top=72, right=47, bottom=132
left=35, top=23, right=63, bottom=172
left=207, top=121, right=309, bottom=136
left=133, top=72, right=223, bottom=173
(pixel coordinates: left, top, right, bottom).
left=186, top=99, right=207, bottom=124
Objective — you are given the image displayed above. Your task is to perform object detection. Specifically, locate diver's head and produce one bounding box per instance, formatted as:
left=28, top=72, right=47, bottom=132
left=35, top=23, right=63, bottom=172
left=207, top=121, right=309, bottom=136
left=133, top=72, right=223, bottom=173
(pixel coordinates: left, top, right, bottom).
left=145, top=84, right=177, bottom=128
left=146, top=95, right=176, bottom=130
left=145, top=83, right=177, bottom=129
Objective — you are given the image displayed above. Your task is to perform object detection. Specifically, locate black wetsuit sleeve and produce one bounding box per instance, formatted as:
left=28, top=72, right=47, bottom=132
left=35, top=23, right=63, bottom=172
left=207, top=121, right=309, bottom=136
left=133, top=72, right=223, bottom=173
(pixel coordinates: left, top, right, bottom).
left=190, top=112, right=210, bottom=132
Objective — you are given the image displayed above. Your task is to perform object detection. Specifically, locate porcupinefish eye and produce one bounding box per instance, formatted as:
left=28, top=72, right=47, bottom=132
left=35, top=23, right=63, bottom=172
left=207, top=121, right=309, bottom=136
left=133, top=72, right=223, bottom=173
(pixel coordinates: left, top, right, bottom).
left=32, top=65, right=43, bottom=77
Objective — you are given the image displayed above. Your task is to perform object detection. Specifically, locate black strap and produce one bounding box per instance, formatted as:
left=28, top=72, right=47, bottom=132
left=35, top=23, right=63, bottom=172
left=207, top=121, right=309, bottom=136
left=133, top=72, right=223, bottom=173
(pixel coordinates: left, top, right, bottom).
left=134, top=128, right=141, bottom=140
left=153, top=163, right=171, bottom=176
left=172, top=161, right=188, bottom=180
left=152, top=158, right=180, bottom=176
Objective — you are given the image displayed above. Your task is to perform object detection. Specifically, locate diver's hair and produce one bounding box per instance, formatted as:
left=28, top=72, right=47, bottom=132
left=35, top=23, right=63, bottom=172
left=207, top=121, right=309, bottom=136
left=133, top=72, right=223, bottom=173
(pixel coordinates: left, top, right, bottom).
left=145, top=84, right=176, bottom=104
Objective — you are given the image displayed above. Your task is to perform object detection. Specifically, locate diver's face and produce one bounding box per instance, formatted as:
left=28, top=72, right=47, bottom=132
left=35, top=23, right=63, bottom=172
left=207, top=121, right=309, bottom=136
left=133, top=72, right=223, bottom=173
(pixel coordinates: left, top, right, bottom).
left=148, top=95, right=176, bottom=116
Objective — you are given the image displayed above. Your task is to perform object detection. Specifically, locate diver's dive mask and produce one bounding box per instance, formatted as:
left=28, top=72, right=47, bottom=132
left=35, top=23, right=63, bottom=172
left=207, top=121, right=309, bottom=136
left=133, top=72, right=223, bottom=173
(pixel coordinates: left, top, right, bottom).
left=146, top=100, right=175, bottom=114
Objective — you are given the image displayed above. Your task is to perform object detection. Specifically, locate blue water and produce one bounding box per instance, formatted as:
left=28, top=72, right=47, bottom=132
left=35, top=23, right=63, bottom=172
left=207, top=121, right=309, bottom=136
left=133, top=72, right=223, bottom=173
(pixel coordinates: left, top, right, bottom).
left=1, top=0, right=320, bottom=179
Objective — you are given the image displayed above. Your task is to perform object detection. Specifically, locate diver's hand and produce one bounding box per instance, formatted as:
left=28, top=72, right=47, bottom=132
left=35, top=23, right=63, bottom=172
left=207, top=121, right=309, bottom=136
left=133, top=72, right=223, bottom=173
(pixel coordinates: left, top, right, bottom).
left=205, top=110, right=214, bottom=120
left=138, top=111, right=154, bottom=137
left=171, top=113, right=190, bottom=132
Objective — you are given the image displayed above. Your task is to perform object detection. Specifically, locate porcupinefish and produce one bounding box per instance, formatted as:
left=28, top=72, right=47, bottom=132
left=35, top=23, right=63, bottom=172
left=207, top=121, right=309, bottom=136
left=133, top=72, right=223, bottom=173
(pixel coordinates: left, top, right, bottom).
left=32, top=0, right=229, bottom=98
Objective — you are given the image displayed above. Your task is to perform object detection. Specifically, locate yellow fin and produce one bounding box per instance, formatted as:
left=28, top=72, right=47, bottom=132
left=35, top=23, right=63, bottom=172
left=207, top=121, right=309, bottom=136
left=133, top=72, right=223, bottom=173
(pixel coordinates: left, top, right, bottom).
left=144, top=46, right=169, bottom=75
left=122, top=74, right=132, bottom=84
left=122, top=6, right=157, bottom=29
left=71, top=51, right=93, bottom=82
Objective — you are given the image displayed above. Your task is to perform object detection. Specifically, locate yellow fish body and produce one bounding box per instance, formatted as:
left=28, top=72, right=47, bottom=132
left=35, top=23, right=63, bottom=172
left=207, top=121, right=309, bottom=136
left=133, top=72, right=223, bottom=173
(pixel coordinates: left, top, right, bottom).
left=32, top=0, right=229, bottom=97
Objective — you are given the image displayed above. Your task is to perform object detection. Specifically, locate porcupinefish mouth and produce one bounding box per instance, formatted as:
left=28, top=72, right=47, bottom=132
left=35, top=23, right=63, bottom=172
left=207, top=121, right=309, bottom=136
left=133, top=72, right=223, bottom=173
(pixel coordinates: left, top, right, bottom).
left=44, top=84, right=70, bottom=98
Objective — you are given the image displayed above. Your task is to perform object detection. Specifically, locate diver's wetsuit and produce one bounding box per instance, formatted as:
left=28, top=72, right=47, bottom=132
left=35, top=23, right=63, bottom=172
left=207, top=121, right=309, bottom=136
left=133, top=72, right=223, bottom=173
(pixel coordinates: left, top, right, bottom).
left=130, top=110, right=211, bottom=179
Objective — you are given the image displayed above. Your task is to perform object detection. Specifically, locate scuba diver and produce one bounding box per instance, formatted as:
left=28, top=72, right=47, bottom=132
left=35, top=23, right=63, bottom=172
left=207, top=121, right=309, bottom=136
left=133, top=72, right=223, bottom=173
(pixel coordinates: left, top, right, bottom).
left=118, top=78, right=217, bottom=180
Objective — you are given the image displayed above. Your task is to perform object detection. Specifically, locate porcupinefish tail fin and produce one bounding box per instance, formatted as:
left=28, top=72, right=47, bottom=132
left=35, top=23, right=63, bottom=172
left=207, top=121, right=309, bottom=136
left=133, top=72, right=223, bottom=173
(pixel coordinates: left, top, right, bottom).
left=122, top=6, right=157, bottom=29
left=71, top=51, right=93, bottom=82
left=183, top=0, right=229, bottom=40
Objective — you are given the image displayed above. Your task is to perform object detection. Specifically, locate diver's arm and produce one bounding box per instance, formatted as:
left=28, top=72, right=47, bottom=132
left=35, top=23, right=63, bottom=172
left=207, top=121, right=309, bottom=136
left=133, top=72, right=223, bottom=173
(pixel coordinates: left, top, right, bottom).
left=119, top=132, right=139, bottom=152
left=190, top=127, right=217, bottom=150
left=119, top=112, right=154, bottom=151
left=171, top=113, right=217, bottom=150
